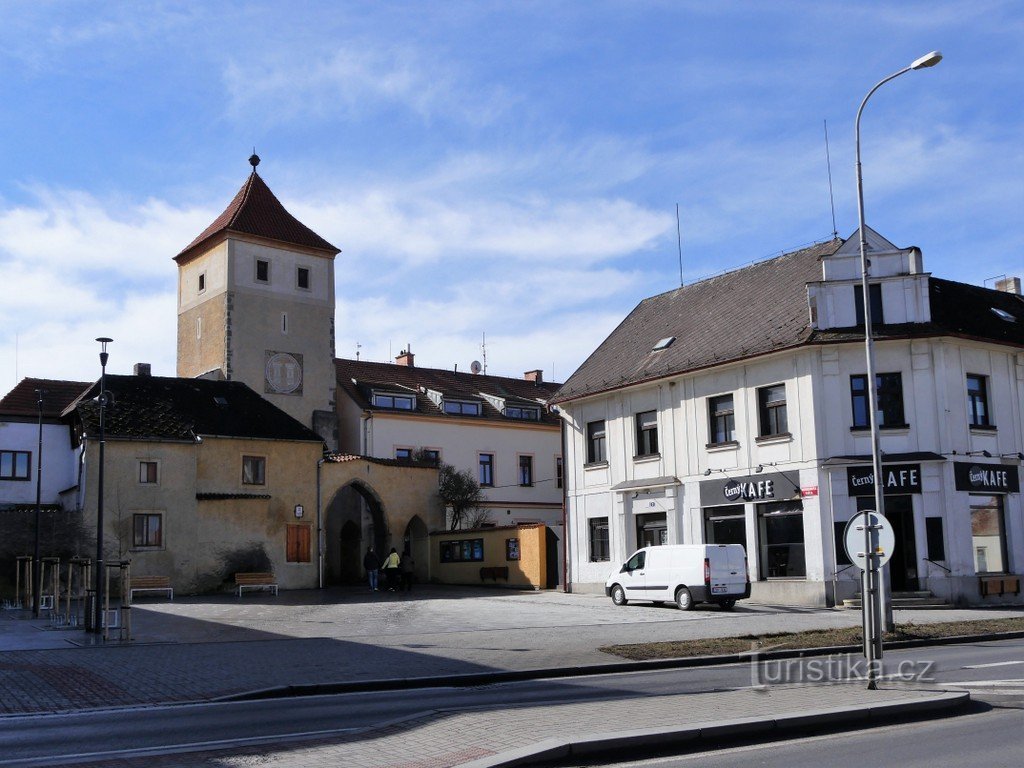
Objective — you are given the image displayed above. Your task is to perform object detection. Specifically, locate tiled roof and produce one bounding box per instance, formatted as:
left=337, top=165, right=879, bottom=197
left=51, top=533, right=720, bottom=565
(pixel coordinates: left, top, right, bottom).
left=175, top=171, right=339, bottom=264
left=552, top=239, right=843, bottom=403
left=554, top=234, right=1024, bottom=405
left=324, top=452, right=439, bottom=469
left=66, top=375, right=324, bottom=443
left=334, top=358, right=562, bottom=426
left=0, top=378, right=91, bottom=419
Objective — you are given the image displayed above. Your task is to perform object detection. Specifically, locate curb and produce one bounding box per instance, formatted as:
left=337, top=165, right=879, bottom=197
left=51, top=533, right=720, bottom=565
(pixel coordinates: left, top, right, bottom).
left=214, top=629, right=1024, bottom=703
left=456, top=691, right=971, bottom=768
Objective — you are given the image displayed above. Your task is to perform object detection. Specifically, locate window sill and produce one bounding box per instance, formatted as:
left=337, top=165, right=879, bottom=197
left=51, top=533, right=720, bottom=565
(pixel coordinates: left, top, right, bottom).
left=584, top=461, right=609, bottom=470
left=633, top=453, right=661, bottom=463
left=129, top=547, right=165, bottom=553
left=706, top=441, right=740, bottom=453
left=755, top=432, right=792, bottom=446
left=969, top=424, right=997, bottom=433
left=850, top=425, right=910, bottom=433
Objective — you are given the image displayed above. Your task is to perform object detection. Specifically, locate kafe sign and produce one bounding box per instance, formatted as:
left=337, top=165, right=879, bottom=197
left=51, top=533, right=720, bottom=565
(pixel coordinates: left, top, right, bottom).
left=953, top=462, right=1020, bottom=494
left=846, top=463, right=921, bottom=497
left=699, top=471, right=798, bottom=506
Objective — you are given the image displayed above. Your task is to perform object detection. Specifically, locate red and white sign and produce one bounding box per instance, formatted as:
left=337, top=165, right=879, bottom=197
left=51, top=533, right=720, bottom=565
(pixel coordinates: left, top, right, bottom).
left=800, top=486, right=819, bottom=498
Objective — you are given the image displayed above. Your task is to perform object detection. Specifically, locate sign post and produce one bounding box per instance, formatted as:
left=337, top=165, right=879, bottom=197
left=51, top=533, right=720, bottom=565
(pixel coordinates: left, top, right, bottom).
left=844, top=510, right=894, bottom=689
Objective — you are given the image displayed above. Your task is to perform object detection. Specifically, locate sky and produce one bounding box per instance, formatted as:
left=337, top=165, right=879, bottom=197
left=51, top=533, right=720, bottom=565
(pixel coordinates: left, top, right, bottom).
left=1, top=1, right=1021, bottom=390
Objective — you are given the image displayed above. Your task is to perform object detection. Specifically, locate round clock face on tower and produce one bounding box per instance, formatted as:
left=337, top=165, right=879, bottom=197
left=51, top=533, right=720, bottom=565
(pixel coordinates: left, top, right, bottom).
left=265, top=351, right=304, bottom=395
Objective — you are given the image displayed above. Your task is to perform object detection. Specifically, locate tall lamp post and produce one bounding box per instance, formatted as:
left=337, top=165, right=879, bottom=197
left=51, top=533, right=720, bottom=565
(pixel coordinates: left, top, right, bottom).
left=32, top=389, right=46, bottom=618
left=854, top=51, right=941, bottom=683
left=92, top=337, right=113, bottom=634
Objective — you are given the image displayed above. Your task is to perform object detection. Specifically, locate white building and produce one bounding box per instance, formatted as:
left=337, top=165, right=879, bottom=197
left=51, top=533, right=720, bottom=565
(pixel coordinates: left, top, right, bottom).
left=335, top=352, right=564, bottom=528
left=552, top=229, right=1023, bottom=607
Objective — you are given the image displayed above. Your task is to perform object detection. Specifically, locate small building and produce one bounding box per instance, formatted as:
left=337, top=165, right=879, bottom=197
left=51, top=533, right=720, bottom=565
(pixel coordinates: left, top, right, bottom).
left=429, top=523, right=552, bottom=589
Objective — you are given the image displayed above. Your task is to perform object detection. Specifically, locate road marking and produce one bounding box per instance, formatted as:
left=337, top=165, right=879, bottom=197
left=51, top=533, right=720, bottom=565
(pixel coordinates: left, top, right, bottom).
left=961, top=660, right=1024, bottom=669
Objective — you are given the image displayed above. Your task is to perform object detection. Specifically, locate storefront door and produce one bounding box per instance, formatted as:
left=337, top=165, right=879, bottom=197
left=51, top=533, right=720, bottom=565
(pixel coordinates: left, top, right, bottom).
left=858, top=496, right=917, bottom=591
left=636, top=512, right=667, bottom=548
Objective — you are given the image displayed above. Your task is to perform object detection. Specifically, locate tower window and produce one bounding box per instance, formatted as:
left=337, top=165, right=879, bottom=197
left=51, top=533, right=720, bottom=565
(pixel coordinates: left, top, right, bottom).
left=281, top=312, right=288, bottom=334
left=198, top=272, right=206, bottom=293
left=297, top=267, right=310, bottom=290
left=196, top=317, right=202, bottom=340
left=256, top=259, right=269, bottom=283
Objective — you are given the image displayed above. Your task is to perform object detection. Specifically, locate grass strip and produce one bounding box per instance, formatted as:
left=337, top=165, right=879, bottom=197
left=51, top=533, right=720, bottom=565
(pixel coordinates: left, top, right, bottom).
left=599, top=617, right=1024, bottom=661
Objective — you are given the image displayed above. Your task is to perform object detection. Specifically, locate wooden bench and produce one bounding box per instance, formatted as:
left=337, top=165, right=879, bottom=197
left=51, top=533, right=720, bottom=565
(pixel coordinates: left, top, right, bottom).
left=129, top=575, right=173, bottom=601
left=479, top=566, right=509, bottom=582
left=979, top=574, right=1021, bottom=597
left=235, top=572, right=278, bottom=596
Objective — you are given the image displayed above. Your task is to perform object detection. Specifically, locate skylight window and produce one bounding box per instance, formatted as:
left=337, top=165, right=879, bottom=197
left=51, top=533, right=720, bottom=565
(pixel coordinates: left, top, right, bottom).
left=652, top=336, right=675, bottom=351
left=990, top=307, right=1016, bottom=322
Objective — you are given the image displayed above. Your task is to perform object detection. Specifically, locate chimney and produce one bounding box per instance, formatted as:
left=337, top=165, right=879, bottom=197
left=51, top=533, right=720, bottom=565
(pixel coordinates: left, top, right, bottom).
left=395, top=345, right=415, bottom=367
left=524, top=369, right=543, bottom=383
left=134, top=363, right=152, bottom=377
left=995, top=276, right=1021, bottom=295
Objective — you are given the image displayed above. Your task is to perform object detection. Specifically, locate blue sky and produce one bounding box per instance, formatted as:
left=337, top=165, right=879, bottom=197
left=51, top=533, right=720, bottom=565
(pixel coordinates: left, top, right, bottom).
left=1, top=1, right=1021, bottom=388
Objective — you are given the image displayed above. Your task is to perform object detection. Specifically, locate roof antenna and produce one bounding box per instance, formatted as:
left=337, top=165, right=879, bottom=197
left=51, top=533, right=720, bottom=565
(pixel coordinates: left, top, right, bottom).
left=676, top=203, right=684, bottom=287
left=823, top=120, right=838, bottom=239
left=355, top=341, right=361, bottom=360
left=481, top=332, right=488, bottom=375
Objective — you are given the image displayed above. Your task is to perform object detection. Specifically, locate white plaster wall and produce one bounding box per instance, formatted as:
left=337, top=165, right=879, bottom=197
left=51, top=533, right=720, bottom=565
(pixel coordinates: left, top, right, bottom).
left=0, top=421, right=78, bottom=505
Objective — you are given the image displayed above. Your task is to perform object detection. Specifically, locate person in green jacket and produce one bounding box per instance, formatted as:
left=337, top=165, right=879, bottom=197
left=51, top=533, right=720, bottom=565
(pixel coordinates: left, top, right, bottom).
left=381, top=547, right=401, bottom=591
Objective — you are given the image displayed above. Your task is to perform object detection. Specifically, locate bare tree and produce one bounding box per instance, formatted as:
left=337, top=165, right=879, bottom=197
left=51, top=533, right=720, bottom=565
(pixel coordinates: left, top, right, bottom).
left=437, top=463, right=486, bottom=530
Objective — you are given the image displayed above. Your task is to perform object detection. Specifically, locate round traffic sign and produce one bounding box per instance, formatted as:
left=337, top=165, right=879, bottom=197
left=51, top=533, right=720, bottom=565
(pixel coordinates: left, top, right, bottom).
left=843, top=510, right=895, bottom=570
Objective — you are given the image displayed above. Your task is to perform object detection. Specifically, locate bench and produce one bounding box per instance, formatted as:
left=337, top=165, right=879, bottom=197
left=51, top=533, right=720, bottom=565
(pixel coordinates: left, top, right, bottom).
left=979, top=574, right=1021, bottom=597
left=129, top=576, right=173, bottom=601
left=235, top=572, right=279, bottom=596
left=479, top=566, right=509, bottom=582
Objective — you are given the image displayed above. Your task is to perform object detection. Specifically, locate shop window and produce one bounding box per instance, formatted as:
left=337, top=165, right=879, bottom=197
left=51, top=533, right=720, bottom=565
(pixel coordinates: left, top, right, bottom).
left=757, top=501, right=805, bottom=578
left=242, top=455, right=266, bottom=485
left=850, top=373, right=905, bottom=429
left=518, top=455, right=533, bottom=486
left=286, top=524, right=311, bottom=563
left=925, top=517, right=946, bottom=562
left=636, top=512, right=667, bottom=548
left=586, top=420, right=607, bottom=464
left=757, top=384, right=788, bottom=437
left=854, top=283, right=884, bottom=326
left=635, top=410, right=659, bottom=456
left=439, top=539, right=484, bottom=562
left=708, top=394, right=736, bottom=445
left=834, top=521, right=853, bottom=566
left=589, top=518, right=610, bottom=562
left=132, top=513, right=163, bottom=549
left=479, top=453, right=494, bottom=486
left=971, top=495, right=1007, bottom=573
left=0, top=450, right=31, bottom=481
left=966, top=374, right=991, bottom=427
left=705, top=505, right=747, bottom=551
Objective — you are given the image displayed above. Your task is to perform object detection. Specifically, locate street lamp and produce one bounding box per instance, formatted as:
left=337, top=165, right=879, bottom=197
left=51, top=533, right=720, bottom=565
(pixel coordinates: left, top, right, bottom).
left=854, top=51, right=941, bottom=687
left=32, top=388, right=46, bottom=618
left=92, top=337, right=113, bottom=634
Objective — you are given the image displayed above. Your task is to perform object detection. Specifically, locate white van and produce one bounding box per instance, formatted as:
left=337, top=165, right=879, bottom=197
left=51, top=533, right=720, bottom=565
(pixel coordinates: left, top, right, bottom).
left=604, top=544, right=750, bottom=610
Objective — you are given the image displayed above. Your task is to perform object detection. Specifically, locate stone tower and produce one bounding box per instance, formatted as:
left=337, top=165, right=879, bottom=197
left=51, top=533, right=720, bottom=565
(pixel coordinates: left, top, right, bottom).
left=174, top=156, right=340, bottom=445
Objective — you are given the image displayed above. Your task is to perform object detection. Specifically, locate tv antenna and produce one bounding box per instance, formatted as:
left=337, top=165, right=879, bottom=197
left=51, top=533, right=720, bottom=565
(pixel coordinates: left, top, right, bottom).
left=824, top=119, right=839, bottom=239
left=480, top=332, right=488, bottom=374
left=355, top=341, right=362, bottom=360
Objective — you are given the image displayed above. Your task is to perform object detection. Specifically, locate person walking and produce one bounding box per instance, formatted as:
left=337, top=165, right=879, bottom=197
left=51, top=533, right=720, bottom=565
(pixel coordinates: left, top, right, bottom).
left=401, top=551, right=416, bottom=593
left=381, top=547, right=401, bottom=591
left=363, top=546, right=380, bottom=592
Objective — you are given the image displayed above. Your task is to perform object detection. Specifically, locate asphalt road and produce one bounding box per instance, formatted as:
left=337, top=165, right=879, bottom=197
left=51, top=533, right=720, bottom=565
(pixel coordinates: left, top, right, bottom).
left=1, top=638, right=1021, bottom=766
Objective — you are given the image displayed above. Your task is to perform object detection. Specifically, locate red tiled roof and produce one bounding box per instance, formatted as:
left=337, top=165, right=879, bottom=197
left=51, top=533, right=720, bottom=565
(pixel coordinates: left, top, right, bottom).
left=0, top=378, right=91, bottom=419
left=175, top=171, right=339, bottom=263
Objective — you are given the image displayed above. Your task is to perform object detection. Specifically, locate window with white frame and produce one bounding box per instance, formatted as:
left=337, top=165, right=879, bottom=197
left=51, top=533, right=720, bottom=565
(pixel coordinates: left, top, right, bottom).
left=850, top=373, right=905, bottom=429
left=518, top=455, right=533, bottom=486
left=589, top=518, right=610, bottom=562
left=966, top=374, right=991, bottom=428
left=757, top=384, right=788, bottom=437
left=138, top=460, right=158, bottom=484
left=586, top=420, right=607, bottom=464
left=635, top=410, right=658, bottom=456
left=479, top=453, right=494, bottom=486
left=708, top=394, right=736, bottom=445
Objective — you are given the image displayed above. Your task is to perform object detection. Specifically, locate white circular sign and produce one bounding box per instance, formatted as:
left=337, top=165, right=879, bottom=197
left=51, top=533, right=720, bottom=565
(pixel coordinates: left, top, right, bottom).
left=843, top=510, right=895, bottom=570
left=265, top=352, right=303, bottom=394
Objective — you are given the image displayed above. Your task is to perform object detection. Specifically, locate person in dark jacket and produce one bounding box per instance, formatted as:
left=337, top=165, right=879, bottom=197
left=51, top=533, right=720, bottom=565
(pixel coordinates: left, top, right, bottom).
left=401, top=551, right=416, bottom=593
left=363, top=547, right=380, bottom=591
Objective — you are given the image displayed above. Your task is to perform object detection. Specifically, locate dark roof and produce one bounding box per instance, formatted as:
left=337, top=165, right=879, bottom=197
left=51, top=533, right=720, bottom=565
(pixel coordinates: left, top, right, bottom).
left=554, top=235, right=1024, bottom=405
left=175, top=171, right=339, bottom=264
left=334, top=358, right=562, bottom=426
left=553, top=239, right=843, bottom=403
left=66, top=375, right=324, bottom=443
left=0, top=378, right=91, bottom=419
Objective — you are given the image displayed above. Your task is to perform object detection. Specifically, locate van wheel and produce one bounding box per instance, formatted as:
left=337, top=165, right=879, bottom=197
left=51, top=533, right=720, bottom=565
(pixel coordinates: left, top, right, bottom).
left=720, top=599, right=737, bottom=611
left=674, top=586, right=693, bottom=611
left=610, top=585, right=628, bottom=606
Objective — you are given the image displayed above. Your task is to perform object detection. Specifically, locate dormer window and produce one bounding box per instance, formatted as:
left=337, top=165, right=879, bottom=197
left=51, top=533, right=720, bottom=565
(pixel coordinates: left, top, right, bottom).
left=443, top=400, right=481, bottom=416
left=505, top=405, right=540, bottom=421
left=854, top=283, right=884, bottom=326
left=372, top=392, right=415, bottom=410
left=652, top=337, right=675, bottom=351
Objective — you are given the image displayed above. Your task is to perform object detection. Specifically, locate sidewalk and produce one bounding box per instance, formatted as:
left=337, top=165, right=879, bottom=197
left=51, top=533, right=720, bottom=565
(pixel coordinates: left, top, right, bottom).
left=30, top=683, right=968, bottom=767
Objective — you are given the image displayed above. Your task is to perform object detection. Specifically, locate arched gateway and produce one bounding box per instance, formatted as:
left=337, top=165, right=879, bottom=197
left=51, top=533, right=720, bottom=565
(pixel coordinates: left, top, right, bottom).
left=322, top=456, right=443, bottom=585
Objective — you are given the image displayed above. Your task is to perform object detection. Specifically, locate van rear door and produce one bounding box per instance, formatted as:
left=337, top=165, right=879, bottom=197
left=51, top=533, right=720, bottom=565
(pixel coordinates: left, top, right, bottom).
left=707, top=545, right=746, bottom=597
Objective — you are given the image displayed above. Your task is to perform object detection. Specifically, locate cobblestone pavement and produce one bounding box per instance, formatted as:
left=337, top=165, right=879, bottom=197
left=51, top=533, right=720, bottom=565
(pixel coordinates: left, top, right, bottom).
left=1, top=586, right=1019, bottom=715
left=57, top=684, right=962, bottom=767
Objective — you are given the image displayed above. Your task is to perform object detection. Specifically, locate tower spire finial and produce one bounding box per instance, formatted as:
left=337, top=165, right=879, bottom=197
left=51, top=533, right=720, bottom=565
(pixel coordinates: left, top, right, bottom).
left=249, top=148, right=260, bottom=170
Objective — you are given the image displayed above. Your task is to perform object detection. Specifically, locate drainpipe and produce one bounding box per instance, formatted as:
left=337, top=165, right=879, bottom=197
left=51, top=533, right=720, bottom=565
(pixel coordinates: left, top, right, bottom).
left=560, top=415, right=570, bottom=593
left=317, top=456, right=325, bottom=589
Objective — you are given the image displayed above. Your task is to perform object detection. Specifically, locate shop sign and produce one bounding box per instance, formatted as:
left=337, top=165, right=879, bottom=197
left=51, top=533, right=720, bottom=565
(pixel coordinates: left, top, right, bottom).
left=846, top=463, right=921, bottom=497
left=699, top=471, right=798, bottom=506
left=801, top=486, right=819, bottom=498
left=953, top=462, right=1019, bottom=493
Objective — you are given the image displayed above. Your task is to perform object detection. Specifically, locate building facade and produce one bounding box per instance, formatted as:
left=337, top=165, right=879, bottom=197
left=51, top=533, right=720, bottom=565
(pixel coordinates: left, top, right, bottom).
left=553, top=230, right=1023, bottom=607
